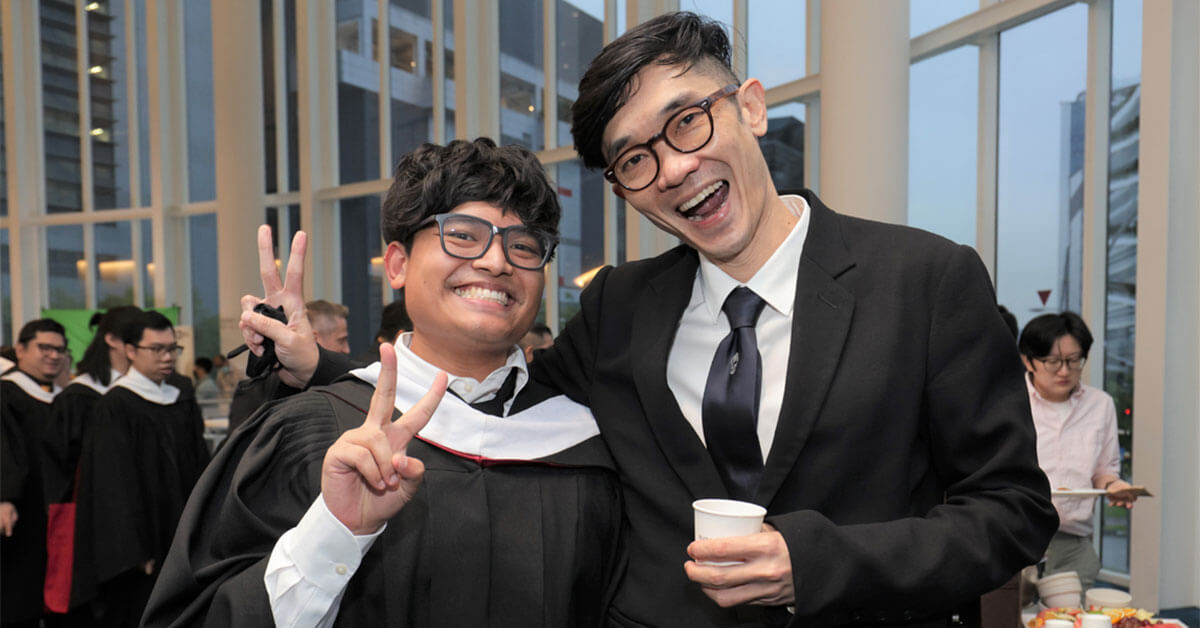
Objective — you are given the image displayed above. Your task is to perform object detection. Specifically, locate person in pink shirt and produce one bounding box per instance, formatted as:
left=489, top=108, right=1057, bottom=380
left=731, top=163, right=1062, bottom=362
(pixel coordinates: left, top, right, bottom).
left=1018, top=312, right=1138, bottom=592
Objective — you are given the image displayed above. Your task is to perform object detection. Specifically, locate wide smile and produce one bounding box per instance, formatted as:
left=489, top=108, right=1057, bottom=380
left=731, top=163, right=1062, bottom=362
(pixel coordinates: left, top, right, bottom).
left=676, top=181, right=729, bottom=222
left=454, top=285, right=513, bottom=307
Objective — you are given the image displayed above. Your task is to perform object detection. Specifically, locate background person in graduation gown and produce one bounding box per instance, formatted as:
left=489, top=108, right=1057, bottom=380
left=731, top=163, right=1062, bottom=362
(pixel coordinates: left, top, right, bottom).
left=225, top=298, right=359, bottom=433
left=71, top=311, right=209, bottom=628
left=41, top=305, right=142, bottom=626
left=142, top=138, right=621, bottom=628
left=532, top=12, right=1054, bottom=626
left=44, top=306, right=141, bottom=506
left=1, top=319, right=68, bottom=628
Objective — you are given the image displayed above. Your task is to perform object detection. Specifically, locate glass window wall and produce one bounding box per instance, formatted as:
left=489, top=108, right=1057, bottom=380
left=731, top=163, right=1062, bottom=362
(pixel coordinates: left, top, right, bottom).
left=908, top=45, right=978, bottom=247
left=47, top=225, right=86, bottom=309
left=186, top=0, right=216, bottom=202
left=550, top=160, right=605, bottom=329
left=761, top=103, right=806, bottom=193
left=1099, top=0, right=1142, bottom=578
left=94, top=221, right=133, bottom=308
left=995, top=4, right=1087, bottom=330
left=749, top=3, right=805, bottom=88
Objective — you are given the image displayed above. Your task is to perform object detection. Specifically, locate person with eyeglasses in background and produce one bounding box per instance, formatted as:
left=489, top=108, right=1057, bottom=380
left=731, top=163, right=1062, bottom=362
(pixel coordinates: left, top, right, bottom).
left=70, top=310, right=209, bottom=628
left=2, top=319, right=68, bottom=628
left=1018, top=311, right=1138, bottom=596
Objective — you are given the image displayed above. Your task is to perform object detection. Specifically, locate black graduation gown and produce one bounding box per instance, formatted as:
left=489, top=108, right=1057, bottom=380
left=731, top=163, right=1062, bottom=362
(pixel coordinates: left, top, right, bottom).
left=143, top=376, right=624, bottom=628
left=1, top=374, right=54, bottom=624
left=70, top=382, right=209, bottom=615
left=43, top=381, right=103, bottom=504
left=226, top=346, right=360, bottom=433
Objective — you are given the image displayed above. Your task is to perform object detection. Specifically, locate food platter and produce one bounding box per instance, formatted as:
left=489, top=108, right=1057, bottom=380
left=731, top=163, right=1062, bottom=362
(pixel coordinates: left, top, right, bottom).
left=1027, top=607, right=1183, bottom=628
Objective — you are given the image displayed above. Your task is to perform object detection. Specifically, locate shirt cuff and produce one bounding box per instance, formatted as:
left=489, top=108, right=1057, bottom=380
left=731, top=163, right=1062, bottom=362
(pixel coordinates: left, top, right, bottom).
left=274, top=496, right=385, bottom=594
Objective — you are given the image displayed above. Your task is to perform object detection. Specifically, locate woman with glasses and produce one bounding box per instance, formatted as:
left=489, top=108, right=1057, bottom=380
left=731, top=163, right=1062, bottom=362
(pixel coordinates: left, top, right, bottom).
left=1018, top=311, right=1138, bottom=598
left=72, top=310, right=210, bottom=627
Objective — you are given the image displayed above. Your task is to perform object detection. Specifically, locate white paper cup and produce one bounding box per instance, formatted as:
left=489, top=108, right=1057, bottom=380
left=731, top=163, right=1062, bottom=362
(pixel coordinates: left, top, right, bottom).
left=692, top=499, right=767, bottom=565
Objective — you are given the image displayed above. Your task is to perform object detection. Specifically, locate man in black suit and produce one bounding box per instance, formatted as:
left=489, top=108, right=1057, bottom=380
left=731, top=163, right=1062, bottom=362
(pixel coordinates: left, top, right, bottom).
left=229, top=13, right=1055, bottom=627
left=531, top=11, right=1056, bottom=627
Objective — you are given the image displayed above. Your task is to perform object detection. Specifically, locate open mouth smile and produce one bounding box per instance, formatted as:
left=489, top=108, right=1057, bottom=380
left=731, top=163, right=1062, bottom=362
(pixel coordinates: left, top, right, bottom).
left=677, top=181, right=728, bottom=221
left=455, top=286, right=511, bottom=306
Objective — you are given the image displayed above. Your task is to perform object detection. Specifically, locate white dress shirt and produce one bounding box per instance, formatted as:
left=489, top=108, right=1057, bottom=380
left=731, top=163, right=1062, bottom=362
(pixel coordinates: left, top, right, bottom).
left=266, top=334, right=530, bottom=628
left=665, top=194, right=810, bottom=460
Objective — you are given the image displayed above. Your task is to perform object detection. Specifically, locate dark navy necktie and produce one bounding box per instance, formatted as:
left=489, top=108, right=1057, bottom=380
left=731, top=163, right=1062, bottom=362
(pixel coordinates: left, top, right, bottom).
left=448, top=367, right=519, bottom=417
left=702, top=286, right=768, bottom=501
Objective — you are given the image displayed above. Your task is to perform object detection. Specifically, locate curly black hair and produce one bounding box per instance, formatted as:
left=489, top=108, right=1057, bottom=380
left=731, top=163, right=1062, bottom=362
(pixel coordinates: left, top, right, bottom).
left=381, top=138, right=561, bottom=251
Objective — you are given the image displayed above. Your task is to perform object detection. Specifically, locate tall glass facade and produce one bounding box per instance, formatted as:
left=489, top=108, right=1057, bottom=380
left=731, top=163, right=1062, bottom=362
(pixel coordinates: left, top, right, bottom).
left=996, top=4, right=1087, bottom=329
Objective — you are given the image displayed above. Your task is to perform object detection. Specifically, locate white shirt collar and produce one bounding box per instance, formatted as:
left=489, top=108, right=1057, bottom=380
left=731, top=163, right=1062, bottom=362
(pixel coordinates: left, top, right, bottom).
left=0, top=369, right=60, bottom=403
left=695, top=194, right=811, bottom=322
left=348, top=336, right=597, bottom=460
left=113, top=367, right=181, bottom=405
left=393, top=332, right=529, bottom=414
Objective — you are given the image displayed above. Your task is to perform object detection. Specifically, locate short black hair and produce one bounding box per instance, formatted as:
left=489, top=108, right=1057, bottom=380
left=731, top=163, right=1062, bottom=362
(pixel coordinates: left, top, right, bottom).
left=528, top=323, right=552, bottom=338
left=18, top=318, right=66, bottom=346
left=122, top=310, right=174, bottom=346
left=1018, top=312, right=1094, bottom=360
left=76, top=305, right=142, bottom=385
left=376, top=296, right=413, bottom=343
left=381, top=138, right=561, bottom=253
left=571, top=11, right=739, bottom=169
left=194, top=357, right=214, bottom=372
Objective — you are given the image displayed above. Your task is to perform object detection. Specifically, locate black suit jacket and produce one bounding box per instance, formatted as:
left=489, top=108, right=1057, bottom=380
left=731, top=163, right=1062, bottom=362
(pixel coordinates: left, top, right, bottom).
left=533, top=190, right=1056, bottom=627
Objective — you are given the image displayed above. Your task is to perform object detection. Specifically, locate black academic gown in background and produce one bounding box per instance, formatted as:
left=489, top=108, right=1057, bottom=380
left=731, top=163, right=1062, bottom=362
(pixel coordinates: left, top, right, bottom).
left=1, top=372, right=56, bottom=626
left=225, top=346, right=359, bottom=433
left=143, top=375, right=623, bottom=628
left=71, top=376, right=209, bottom=626
left=44, top=375, right=113, bottom=505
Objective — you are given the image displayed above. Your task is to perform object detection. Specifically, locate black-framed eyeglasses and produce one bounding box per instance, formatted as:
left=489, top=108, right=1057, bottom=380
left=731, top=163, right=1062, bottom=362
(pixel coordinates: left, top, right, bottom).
left=1034, top=355, right=1086, bottom=371
left=136, top=344, right=185, bottom=357
left=416, top=213, right=558, bottom=271
left=603, top=84, right=740, bottom=192
left=36, top=343, right=68, bottom=355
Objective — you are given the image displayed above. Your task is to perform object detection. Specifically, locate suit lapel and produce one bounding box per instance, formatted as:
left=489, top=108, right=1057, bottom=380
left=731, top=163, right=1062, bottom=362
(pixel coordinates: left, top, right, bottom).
left=630, top=249, right=728, bottom=500
left=758, top=193, right=856, bottom=504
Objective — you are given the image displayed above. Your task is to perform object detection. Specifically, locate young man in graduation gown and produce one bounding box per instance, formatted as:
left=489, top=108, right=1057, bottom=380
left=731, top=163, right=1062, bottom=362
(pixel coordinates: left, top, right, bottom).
left=142, top=139, right=622, bottom=628
left=71, top=310, right=209, bottom=627
left=1, top=319, right=68, bottom=628
left=40, top=306, right=142, bottom=625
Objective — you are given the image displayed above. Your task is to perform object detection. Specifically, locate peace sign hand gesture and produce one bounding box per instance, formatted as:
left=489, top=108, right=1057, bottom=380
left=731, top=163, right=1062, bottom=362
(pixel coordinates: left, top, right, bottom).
left=238, top=224, right=318, bottom=388
left=321, top=343, right=448, bottom=535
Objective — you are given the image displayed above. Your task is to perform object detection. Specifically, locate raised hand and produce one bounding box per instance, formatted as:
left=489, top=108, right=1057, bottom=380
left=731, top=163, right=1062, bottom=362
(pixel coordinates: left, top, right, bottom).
left=321, top=343, right=448, bottom=535
left=238, top=224, right=319, bottom=387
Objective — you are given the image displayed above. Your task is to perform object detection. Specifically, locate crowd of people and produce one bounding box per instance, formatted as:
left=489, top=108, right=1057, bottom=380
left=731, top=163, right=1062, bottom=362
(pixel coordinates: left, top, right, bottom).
left=1, top=11, right=1141, bottom=628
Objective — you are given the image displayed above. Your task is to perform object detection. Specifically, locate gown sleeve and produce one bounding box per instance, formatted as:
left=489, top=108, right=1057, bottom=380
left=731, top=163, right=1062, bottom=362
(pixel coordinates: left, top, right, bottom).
left=142, top=392, right=343, bottom=628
